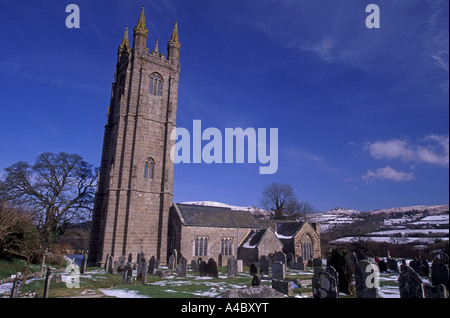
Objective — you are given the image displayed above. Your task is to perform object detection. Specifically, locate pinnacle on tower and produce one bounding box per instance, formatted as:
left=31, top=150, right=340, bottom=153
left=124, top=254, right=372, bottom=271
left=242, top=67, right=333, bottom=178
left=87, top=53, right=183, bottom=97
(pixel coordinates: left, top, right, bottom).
left=134, top=5, right=149, bottom=38
left=152, top=39, right=159, bottom=55
left=118, top=25, right=130, bottom=52
left=168, top=20, right=181, bottom=50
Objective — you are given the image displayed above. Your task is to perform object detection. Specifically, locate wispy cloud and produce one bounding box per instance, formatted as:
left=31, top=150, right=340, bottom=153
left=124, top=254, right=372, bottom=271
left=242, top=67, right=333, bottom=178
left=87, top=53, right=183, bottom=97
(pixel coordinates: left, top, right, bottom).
left=363, top=166, right=415, bottom=182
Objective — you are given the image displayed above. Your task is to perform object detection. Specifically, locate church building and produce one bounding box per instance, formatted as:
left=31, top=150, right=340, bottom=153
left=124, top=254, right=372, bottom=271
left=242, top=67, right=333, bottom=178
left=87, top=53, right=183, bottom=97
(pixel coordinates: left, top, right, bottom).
left=88, top=7, right=321, bottom=267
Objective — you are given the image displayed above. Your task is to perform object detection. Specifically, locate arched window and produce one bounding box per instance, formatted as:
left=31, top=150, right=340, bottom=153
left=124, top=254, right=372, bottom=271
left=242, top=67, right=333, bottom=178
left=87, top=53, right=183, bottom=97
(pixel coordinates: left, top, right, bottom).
left=144, top=158, right=155, bottom=180
left=300, top=235, right=314, bottom=261
left=194, top=236, right=208, bottom=256
left=221, top=238, right=233, bottom=256
left=149, top=73, right=163, bottom=96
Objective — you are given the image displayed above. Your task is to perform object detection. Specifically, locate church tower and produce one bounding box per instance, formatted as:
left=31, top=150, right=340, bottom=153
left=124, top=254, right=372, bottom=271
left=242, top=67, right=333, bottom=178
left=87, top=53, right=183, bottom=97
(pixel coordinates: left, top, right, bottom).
left=88, top=7, right=180, bottom=266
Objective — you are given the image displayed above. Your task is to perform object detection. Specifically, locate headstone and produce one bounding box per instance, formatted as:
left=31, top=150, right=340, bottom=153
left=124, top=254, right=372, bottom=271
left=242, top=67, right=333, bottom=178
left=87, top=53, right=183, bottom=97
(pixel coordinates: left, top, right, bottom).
left=377, top=260, right=387, bottom=273
left=312, top=267, right=338, bottom=298
left=104, top=254, right=110, bottom=272
left=80, top=253, right=87, bottom=275
left=237, top=260, right=243, bottom=273
left=207, top=258, right=219, bottom=278
left=386, top=258, right=399, bottom=272
left=272, top=279, right=293, bottom=296
left=355, top=260, right=379, bottom=298
left=325, top=266, right=339, bottom=292
left=177, top=257, right=188, bottom=277
left=172, top=249, right=178, bottom=265
left=128, top=253, right=133, bottom=264
left=191, top=260, right=199, bottom=272
left=286, top=252, right=295, bottom=265
left=312, top=258, right=323, bottom=268
left=252, top=274, right=261, bottom=286
left=113, top=261, right=119, bottom=275
left=260, top=256, right=270, bottom=276
left=218, top=253, right=223, bottom=267
left=136, top=257, right=148, bottom=284
left=416, top=259, right=430, bottom=277
left=122, top=262, right=133, bottom=285
left=227, top=256, right=237, bottom=278
left=250, top=263, right=258, bottom=276
left=168, top=254, right=176, bottom=270
left=398, top=265, right=424, bottom=298
left=199, top=261, right=208, bottom=277
left=108, top=255, right=115, bottom=274
left=327, top=248, right=354, bottom=295
left=117, top=255, right=126, bottom=274
left=423, top=283, right=447, bottom=298
left=272, top=261, right=285, bottom=280
left=272, top=251, right=287, bottom=264
left=431, top=261, right=449, bottom=288
left=148, top=256, right=156, bottom=275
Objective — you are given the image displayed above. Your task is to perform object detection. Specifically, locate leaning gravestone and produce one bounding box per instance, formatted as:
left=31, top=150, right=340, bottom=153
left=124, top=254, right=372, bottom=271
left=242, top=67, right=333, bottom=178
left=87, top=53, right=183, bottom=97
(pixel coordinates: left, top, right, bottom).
left=312, top=267, right=338, bottom=298
left=104, top=254, right=110, bottom=271
left=398, top=265, right=424, bottom=298
left=207, top=258, right=219, bottom=278
left=123, top=262, right=133, bottom=285
left=136, top=257, right=148, bottom=284
left=272, top=261, right=285, bottom=280
left=227, top=256, right=237, bottom=278
left=431, top=261, right=449, bottom=288
left=355, top=260, right=379, bottom=298
left=260, top=256, right=270, bottom=276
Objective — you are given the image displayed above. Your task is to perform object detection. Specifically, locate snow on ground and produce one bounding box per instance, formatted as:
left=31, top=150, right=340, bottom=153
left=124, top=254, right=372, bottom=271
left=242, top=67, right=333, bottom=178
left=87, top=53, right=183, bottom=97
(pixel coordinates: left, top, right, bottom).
left=99, top=288, right=150, bottom=298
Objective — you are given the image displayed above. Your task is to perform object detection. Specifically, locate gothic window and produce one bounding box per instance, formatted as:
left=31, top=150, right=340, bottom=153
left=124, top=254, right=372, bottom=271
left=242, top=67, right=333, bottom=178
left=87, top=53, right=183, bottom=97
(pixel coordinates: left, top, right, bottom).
left=149, top=73, right=163, bottom=96
left=300, top=235, right=313, bottom=261
left=194, top=236, right=208, bottom=256
left=144, top=158, right=155, bottom=180
left=221, top=238, right=233, bottom=256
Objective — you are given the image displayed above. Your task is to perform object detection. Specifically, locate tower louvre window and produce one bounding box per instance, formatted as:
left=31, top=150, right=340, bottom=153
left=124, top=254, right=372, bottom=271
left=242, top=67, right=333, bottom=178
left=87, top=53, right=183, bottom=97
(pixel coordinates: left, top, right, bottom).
left=144, top=158, right=155, bottom=179
left=149, top=73, right=163, bottom=96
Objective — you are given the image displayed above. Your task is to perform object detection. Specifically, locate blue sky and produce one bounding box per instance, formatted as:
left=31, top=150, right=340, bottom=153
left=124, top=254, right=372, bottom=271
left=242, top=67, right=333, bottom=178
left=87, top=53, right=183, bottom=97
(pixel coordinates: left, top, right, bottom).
left=0, top=0, right=448, bottom=211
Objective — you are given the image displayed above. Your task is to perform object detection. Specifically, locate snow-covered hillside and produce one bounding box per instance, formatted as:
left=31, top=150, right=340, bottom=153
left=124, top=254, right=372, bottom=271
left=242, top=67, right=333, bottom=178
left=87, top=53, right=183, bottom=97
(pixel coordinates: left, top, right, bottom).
left=181, top=201, right=449, bottom=246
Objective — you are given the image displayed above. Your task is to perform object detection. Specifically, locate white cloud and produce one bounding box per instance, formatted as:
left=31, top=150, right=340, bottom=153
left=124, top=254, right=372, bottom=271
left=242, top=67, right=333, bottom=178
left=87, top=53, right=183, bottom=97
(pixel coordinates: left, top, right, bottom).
left=363, top=166, right=415, bottom=182
left=365, top=134, right=449, bottom=166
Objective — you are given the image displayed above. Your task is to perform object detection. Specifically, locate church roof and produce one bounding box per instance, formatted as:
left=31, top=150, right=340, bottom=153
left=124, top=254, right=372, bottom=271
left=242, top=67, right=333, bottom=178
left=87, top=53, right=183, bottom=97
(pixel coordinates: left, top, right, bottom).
left=173, top=203, right=262, bottom=229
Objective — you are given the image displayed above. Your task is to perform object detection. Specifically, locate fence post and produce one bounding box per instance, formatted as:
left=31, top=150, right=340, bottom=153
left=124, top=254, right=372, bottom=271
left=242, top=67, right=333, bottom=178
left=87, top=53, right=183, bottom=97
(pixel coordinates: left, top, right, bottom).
left=43, top=268, right=51, bottom=298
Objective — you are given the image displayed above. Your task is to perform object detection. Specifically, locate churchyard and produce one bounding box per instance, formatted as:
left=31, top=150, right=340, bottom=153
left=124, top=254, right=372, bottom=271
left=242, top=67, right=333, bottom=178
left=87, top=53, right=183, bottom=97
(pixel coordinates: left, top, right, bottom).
left=2, top=250, right=447, bottom=298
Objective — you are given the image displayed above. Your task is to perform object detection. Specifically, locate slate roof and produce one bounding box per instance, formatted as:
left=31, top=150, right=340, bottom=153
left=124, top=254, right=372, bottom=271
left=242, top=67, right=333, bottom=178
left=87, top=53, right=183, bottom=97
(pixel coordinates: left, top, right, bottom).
left=240, top=229, right=267, bottom=248
left=275, top=222, right=305, bottom=238
left=173, top=203, right=262, bottom=229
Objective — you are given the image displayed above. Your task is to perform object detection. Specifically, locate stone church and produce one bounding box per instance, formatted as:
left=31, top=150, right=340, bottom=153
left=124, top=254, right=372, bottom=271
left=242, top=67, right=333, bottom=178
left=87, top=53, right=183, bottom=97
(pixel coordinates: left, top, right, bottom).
left=88, top=7, right=321, bottom=267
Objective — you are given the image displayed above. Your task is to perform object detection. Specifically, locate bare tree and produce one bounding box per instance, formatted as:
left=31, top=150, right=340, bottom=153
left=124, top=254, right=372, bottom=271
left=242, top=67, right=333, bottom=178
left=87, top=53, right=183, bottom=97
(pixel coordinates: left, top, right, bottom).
left=0, top=152, right=97, bottom=246
left=260, top=182, right=315, bottom=220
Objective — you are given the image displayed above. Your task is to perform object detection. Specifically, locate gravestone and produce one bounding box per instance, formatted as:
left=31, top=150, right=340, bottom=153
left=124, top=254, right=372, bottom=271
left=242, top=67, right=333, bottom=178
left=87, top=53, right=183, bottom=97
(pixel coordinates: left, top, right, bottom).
left=177, top=257, right=188, bottom=277
left=207, top=258, right=219, bottom=278
left=191, top=260, right=199, bottom=272
left=272, top=279, right=293, bottom=296
left=128, top=253, right=133, bottom=264
left=272, top=261, right=285, bottom=280
left=355, top=260, right=379, bottom=298
left=252, top=274, right=261, bottom=286
left=250, top=263, right=258, bottom=276
left=325, top=266, right=339, bottom=292
left=398, top=265, right=424, bottom=298
left=107, top=255, right=115, bottom=274
left=122, top=262, right=133, bottom=285
left=273, top=251, right=287, bottom=265
left=104, top=254, right=110, bottom=271
left=416, top=259, right=430, bottom=277
left=312, top=258, right=323, bottom=268
left=113, top=261, right=119, bottom=275
left=237, top=260, right=243, bottom=273
left=227, top=256, right=237, bottom=278
left=327, top=248, right=354, bottom=295
left=136, top=257, right=148, bottom=284
left=423, top=283, right=447, bottom=298
left=377, top=260, right=387, bottom=273
left=148, top=256, right=156, bottom=275
left=199, top=261, right=208, bottom=277
left=431, top=261, right=449, bottom=288
left=218, top=253, right=223, bottom=266
left=80, top=253, right=87, bottom=275
left=287, top=252, right=295, bottom=265
left=260, top=256, right=270, bottom=276
left=168, top=254, right=176, bottom=270
left=312, top=267, right=338, bottom=298
left=386, top=258, right=399, bottom=272
left=117, top=255, right=126, bottom=274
